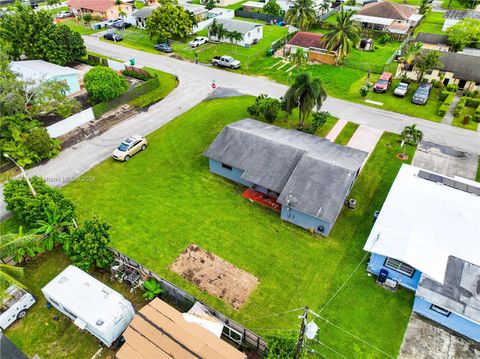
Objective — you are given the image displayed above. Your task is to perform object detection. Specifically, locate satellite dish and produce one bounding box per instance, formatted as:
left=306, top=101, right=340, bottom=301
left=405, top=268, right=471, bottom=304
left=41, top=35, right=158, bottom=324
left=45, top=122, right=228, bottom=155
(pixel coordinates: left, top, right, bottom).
left=305, top=321, right=318, bottom=340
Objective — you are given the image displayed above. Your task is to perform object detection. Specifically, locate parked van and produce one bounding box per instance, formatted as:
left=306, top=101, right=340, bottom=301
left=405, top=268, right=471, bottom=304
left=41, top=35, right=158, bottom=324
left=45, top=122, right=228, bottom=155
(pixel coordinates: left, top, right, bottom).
left=0, top=286, right=36, bottom=331
left=373, top=72, right=392, bottom=93
left=42, top=265, right=135, bottom=347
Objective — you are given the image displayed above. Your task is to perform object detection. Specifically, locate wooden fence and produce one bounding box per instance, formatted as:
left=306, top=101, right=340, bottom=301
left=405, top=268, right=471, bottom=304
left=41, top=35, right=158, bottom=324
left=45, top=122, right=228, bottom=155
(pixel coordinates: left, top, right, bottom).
left=109, top=248, right=269, bottom=357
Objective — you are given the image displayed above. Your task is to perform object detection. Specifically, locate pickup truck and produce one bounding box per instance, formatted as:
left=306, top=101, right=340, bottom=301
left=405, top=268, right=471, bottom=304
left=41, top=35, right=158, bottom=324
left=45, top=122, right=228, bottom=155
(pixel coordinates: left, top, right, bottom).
left=211, top=56, right=241, bottom=69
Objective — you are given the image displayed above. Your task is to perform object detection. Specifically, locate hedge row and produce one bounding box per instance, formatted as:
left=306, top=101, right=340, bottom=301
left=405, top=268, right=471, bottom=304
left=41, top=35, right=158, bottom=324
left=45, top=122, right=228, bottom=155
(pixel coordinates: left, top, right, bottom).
left=454, top=97, right=467, bottom=117
left=437, top=92, right=455, bottom=116
left=93, top=76, right=160, bottom=118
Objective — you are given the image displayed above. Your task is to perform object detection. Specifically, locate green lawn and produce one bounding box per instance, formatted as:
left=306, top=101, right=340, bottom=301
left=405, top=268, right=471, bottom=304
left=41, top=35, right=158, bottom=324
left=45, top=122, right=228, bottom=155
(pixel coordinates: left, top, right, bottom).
left=441, top=0, right=469, bottom=9
left=223, top=0, right=251, bottom=10
left=61, top=19, right=103, bottom=35
left=343, top=42, right=400, bottom=73
left=53, top=96, right=416, bottom=358
left=128, top=67, right=178, bottom=108
left=109, top=24, right=288, bottom=68
left=134, top=0, right=145, bottom=9
left=334, top=122, right=359, bottom=145
left=451, top=106, right=480, bottom=131
left=5, top=248, right=144, bottom=359
left=415, top=11, right=446, bottom=35
left=476, top=158, right=480, bottom=182
left=389, top=0, right=423, bottom=4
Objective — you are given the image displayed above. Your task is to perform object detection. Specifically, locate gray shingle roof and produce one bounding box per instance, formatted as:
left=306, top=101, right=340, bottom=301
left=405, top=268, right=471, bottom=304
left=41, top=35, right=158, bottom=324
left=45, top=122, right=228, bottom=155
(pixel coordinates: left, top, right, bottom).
left=203, top=119, right=367, bottom=223
left=215, top=18, right=262, bottom=35
left=132, top=6, right=155, bottom=18
left=433, top=51, right=480, bottom=82
left=444, top=9, right=480, bottom=20
left=416, top=256, right=480, bottom=323
left=415, top=32, right=448, bottom=45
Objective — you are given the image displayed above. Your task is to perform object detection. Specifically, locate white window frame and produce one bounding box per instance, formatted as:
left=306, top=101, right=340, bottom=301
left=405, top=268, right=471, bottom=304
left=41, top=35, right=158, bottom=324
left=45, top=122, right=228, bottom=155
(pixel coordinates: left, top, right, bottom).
left=430, top=304, right=451, bottom=317
left=384, top=257, right=415, bottom=277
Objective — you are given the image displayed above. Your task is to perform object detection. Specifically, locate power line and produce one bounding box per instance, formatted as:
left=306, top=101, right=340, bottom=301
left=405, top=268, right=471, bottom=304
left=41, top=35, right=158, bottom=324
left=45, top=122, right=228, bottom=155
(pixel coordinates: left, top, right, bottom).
left=309, top=338, right=350, bottom=359
left=241, top=307, right=304, bottom=324
left=250, top=328, right=298, bottom=332
left=309, top=310, right=395, bottom=359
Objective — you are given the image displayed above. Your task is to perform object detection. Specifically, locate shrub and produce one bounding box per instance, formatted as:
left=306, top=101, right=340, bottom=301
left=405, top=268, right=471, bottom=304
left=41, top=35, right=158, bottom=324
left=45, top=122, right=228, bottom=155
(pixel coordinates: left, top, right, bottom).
left=3, top=176, right=75, bottom=226
left=438, top=91, right=451, bottom=101
left=437, top=104, right=450, bottom=117
left=121, top=69, right=152, bottom=81
left=68, top=217, right=113, bottom=271
left=454, top=97, right=466, bottom=117
left=84, top=67, right=129, bottom=104
left=247, top=94, right=281, bottom=123
left=266, top=335, right=297, bottom=359
left=463, top=115, right=471, bottom=125
left=475, top=105, right=480, bottom=122
left=443, top=93, right=455, bottom=105
left=359, top=85, right=369, bottom=98
left=25, top=128, right=60, bottom=160
left=143, top=278, right=164, bottom=301
left=445, top=84, right=458, bottom=92
left=465, top=97, right=480, bottom=108
left=378, top=34, right=391, bottom=45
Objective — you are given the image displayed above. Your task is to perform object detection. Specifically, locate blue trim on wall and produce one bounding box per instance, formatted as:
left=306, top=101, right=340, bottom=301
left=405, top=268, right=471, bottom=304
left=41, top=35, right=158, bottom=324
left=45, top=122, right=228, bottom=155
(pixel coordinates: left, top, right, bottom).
left=367, top=253, right=421, bottom=291
left=54, top=74, right=80, bottom=95
left=208, top=159, right=252, bottom=187
left=281, top=206, right=332, bottom=235
left=413, top=296, right=480, bottom=342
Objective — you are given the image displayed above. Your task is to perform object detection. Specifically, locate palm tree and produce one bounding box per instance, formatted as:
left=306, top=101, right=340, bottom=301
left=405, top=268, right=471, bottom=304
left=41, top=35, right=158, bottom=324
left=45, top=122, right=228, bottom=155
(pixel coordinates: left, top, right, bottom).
left=401, top=124, right=423, bottom=146
left=0, top=229, right=40, bottom=294
left=285, top=0, right=317, bottom=31
left=319, top=2, right=330, bottom=14
left=324, top=7, right=360, bottom=59
left=229, top=30, right=243, bottom=53
left=283, top=73, right=328, bottom=129
left=400, top=42, right=423, bottom=77
left=291, top=48, right=307, bottom=70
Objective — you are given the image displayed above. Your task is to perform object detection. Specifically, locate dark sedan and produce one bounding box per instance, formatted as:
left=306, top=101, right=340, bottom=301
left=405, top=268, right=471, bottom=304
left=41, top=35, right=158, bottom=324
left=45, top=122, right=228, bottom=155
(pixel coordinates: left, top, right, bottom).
left=103, top=32, right=123, bottom=42
left=412, top=83, right=433, bottom=105
left=154, top=43, right=173, bottom=53
left=113, top=20, right=132, bottom=29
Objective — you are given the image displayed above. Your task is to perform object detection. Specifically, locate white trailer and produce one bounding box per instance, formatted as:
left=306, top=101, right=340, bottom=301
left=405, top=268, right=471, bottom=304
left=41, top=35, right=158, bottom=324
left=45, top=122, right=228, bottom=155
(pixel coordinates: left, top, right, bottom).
left=41, top=265, right=135, bottom=347
left=0, top=286, right=36, bottom=331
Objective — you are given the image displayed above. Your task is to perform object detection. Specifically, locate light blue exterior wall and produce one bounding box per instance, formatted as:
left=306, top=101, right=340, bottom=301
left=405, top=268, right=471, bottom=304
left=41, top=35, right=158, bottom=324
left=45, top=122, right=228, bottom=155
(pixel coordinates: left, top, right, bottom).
left=54, top=74, right=80, bottom=95
left=208, top=159, right=252, bottom=187
left=367, top=253, right=422, bottom=291
left=281, top=206, right=332, bottom=235
left=413, top=296, right=480, bottom=342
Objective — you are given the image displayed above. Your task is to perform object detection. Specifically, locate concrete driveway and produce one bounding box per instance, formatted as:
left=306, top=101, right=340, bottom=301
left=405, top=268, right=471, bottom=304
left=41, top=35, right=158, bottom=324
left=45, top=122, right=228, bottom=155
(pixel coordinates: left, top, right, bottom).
left=412, top=141, right=479, bottom=180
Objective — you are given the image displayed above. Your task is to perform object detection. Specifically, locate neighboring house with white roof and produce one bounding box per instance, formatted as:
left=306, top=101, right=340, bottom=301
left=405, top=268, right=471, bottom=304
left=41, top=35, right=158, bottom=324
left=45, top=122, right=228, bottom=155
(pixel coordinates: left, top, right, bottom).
left=10, top=60, right=81, bottom=95
left=209, top=18, right=263, bottom=47
left=364, top=164, right=480, bottom=342
left=352, top=2, right=422, bottom=34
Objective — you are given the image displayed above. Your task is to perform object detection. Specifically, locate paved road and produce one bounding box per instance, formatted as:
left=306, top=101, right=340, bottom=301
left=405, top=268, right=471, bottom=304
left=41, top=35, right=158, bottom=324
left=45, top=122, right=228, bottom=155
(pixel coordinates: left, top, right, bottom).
left=1, top=36, right=479, bottom=220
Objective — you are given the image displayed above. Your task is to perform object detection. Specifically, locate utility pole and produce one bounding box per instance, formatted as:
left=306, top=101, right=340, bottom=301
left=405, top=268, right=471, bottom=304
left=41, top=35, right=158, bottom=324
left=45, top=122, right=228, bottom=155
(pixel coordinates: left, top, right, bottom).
left=294, top=306, right=309, bottom=359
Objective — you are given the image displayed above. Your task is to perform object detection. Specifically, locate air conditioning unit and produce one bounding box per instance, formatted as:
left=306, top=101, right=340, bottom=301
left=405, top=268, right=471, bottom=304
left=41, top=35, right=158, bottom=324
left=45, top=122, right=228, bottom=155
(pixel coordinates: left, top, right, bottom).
left=384, top=278, right=398, bottom=289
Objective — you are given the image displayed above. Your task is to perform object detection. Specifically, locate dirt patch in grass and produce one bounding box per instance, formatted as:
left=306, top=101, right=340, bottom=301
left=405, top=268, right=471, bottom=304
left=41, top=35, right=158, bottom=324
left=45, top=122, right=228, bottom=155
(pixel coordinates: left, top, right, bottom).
left=170, top=244, right=259, bottom=309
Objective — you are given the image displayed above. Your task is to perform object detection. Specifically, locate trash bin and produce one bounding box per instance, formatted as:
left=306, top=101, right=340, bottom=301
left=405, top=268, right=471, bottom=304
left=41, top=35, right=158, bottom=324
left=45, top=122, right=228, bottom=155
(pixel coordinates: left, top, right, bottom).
left=129, top=58, right=135, bottom=66
left=266, top=48, right=274, bottom=57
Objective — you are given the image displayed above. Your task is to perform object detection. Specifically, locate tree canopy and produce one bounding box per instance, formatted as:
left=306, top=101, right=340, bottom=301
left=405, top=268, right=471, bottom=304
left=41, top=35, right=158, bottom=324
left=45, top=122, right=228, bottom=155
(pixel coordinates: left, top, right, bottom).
left=285, top=0, right=317, bottom=31
left=146, top=0, right=194, bottom=43
left=84, top=67, right=129, bottom=104
left=324, top=7, right=360, bottom=58
left=0, top=3, right=86, bottom=65
left=414, top=50, right=442, bottom=81
left=447, top=18, right=480, bottom=52
left=263, top=0, right=282, bottom=16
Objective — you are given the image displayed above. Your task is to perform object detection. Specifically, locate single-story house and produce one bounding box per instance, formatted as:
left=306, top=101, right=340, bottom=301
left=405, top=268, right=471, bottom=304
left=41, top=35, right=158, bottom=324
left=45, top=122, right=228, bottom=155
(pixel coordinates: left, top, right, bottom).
left=116, top=298, right=247, bottom=359
left=10, top=60, right=81, bottom=95
left=131, top=6, right=154, bottom=28
left=442, top=9, right=480, bottom=31
left=285, top=31, right=339, bottom=65
left=68, top=0, right=133, bottom=20
left=352, top=2, right=422, bottom=34
left=209, top=18, right=263, bottom=47
left=363, top=164, right=480, bottom=341
left=242, top=0, right=290, bottom=13
left=203, top=119, right=367, bottom=235
left=414, top=32, right=449, bottom=51
left=396, top=50, right=480, bottom=91
left=181, top=3, right=209, bottom=23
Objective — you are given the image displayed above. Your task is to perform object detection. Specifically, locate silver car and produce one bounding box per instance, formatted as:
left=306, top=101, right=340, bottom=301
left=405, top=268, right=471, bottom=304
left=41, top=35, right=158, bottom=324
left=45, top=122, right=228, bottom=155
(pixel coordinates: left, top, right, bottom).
left=56, top=11, right=73, bottom=19
left=393, top=82, right=409, bottom=97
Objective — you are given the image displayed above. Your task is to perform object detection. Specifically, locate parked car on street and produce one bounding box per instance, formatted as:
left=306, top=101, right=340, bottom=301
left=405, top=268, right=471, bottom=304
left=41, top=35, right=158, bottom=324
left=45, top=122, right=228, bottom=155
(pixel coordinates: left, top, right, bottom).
left=113, top=20, right=132, bottom=29
left=154, top=43, right=173, bottom=53
left=55, top=10, right=73, bottom=19
left=105, top=18, right=121, bottom=28
left=393, top=82, right=409, bottom=97
left=212, top=55, right=241, bottom=69
left=112, top=135, right=148, bottom=161
left=103, top=32, right=123, bottom=42
left=412, top=83, right=432, bottom=105
left=373, top=72, right=392, bottom=93
left=189, top=36, right=208, bottom=48
left=0, top=286, right=36, bottom=331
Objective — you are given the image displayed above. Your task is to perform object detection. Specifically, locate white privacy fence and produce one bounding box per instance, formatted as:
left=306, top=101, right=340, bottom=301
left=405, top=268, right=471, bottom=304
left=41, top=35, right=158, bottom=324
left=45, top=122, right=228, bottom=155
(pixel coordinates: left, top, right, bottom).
left=47, top=107, right=95, bottom=138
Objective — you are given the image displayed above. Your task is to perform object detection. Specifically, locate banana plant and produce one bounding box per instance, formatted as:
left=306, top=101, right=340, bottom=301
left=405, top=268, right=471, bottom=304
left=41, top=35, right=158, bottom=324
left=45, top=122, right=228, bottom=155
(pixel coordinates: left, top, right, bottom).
left=33, top=205, right=74, bottom=252
left=143, top=278, right=164, bottom=301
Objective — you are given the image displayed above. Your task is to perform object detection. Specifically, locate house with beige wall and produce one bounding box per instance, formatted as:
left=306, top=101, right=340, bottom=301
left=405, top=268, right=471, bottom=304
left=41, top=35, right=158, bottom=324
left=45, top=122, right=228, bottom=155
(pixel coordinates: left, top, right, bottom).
left=396, top=50, right=480, bottom=91
left=285, top=32, right=339, bottom=65
left=68, top=0, right=133, bottom=20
